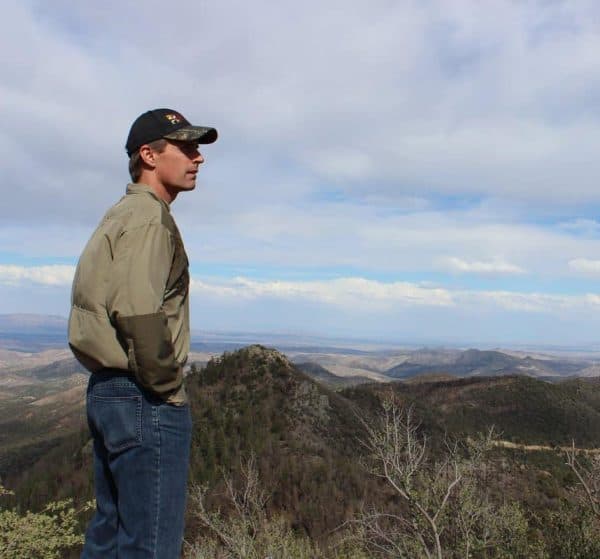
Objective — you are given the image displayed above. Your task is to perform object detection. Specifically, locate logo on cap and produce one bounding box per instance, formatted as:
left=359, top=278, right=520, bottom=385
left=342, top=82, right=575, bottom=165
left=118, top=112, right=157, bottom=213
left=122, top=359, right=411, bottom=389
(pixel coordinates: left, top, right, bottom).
left=165, top=113, right=182, bottom=125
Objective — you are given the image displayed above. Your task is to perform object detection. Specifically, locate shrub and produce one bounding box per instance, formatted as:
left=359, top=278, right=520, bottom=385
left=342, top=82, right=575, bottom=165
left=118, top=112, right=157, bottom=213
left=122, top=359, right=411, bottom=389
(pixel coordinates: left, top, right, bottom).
left=0, top=494, right=86, bottom=559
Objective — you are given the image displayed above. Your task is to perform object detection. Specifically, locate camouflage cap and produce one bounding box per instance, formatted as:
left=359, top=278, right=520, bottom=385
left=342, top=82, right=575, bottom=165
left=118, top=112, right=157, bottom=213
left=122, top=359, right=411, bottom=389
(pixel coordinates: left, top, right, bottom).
left=126, top=108, right=218, bottom=156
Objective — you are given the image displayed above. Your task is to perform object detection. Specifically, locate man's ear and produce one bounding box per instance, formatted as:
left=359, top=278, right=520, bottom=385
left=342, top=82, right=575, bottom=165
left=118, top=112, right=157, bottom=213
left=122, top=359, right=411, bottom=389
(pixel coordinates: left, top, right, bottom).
left=139, top=145, right=157, bottom=168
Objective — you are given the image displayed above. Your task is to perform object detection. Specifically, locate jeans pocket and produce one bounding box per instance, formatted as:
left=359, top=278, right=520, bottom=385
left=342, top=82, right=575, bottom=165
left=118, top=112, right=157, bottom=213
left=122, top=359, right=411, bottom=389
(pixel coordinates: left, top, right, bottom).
left=91, top=395, right=143, bottom=453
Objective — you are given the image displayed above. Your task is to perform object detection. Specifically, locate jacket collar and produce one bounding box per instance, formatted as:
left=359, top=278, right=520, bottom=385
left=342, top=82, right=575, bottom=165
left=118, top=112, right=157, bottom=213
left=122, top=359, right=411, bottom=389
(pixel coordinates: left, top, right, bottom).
left=126, top=183, right=171, bottom=212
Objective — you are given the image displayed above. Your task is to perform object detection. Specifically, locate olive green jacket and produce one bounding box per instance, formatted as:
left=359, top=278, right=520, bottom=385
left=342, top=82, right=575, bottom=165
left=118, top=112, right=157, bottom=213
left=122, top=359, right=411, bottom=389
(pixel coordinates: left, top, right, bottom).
left=68, top=183, right=189, bottom=404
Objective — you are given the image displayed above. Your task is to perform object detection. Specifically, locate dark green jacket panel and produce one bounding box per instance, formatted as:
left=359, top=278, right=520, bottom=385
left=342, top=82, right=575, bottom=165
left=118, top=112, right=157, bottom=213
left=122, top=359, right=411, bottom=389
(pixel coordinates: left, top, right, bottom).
left=116, top=312, right=183, bottom=396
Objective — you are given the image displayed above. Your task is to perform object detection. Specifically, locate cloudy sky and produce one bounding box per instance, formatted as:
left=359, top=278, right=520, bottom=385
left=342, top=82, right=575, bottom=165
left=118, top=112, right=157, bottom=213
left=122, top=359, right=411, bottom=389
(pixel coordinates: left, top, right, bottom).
left=3, top=0, right=600, bottom=346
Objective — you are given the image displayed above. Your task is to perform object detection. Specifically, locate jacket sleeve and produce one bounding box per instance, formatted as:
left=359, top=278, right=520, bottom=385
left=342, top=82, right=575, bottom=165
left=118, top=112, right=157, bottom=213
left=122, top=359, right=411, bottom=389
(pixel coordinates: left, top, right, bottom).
left=106, top=222, right=183, bottom=399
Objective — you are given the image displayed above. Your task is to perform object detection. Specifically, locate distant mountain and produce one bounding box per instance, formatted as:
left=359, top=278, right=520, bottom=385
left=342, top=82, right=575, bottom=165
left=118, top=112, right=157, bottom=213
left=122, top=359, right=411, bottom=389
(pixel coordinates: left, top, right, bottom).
left=0, top=314, right=67, bottom=333
left=1, top=314, right=598, bottom=381
left=295, top=361, right=373, bottom=387
left=23, top=357, right=85, bottom=380
left=386, top=348, right=592, bottom=379
left=0, top=314, right=68, bottom=351
left=345, top=374, right=600, bottom=447
left=0, top=348, right=73, bottom=373
left=0, top=344, right=85, bottom=478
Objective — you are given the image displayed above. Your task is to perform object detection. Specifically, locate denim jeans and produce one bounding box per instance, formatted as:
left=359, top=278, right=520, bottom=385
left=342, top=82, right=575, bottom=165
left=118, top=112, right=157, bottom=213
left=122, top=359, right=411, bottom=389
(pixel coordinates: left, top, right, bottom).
left=81, top=371, right=192, bottom=559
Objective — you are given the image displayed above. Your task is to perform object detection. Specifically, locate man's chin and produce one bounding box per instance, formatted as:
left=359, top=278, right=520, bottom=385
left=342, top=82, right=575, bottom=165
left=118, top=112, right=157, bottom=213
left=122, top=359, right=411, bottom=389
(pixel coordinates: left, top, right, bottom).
left=179, top=182, right=197, bottom=192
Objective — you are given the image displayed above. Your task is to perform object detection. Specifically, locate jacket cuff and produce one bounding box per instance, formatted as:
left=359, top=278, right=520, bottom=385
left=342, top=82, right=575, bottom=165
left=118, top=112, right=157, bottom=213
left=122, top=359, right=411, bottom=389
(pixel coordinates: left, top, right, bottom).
left=116, top=312, right=183, bottom=398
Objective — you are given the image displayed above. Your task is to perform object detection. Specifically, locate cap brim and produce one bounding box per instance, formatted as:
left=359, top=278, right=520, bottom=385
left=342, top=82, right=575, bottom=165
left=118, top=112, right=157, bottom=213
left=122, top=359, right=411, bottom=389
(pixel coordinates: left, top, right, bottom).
left=163, top=126, right=218, bottom=144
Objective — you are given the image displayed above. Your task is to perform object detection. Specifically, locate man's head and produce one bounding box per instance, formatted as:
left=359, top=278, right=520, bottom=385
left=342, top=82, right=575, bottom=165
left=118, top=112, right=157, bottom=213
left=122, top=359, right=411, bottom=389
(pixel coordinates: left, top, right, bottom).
left=126, top=109, right=217, bottom=157
left=126, top=109, right=218, bottom=202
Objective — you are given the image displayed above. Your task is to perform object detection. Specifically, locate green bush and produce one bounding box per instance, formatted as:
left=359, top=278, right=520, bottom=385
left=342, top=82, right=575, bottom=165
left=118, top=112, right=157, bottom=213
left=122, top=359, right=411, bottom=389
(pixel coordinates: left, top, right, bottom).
left=0, top=497, right=86, bottom=559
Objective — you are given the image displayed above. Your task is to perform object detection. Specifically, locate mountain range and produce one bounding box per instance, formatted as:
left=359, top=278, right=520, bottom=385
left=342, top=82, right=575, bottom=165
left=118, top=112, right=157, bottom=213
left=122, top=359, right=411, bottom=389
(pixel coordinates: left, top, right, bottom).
left=3, top=317, right=600, bottom=482
left=3, top=344, right=600, bottom=556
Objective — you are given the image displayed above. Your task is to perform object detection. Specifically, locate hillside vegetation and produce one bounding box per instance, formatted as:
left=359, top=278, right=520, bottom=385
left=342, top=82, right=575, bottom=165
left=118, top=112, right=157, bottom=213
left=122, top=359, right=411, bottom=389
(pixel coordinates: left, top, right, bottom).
left=345, top=375, right=600, bottom=447
left=4, top=345, right=600, bottom=556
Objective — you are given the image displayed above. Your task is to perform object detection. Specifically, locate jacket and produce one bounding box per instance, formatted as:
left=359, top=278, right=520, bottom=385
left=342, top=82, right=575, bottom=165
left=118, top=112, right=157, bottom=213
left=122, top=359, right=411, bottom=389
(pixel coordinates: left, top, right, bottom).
left=68, top=183, right=190, bottom=404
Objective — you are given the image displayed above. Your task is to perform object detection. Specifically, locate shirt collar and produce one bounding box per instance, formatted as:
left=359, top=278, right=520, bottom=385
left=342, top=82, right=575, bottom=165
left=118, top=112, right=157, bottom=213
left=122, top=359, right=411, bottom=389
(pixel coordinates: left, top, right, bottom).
left=126, top=183, right=171, bottom=212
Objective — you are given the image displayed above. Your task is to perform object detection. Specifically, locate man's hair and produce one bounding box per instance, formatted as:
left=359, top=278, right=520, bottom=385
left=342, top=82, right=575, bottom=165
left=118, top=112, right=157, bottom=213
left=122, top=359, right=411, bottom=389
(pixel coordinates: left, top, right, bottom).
left=128, top=139, right=168, bottom=182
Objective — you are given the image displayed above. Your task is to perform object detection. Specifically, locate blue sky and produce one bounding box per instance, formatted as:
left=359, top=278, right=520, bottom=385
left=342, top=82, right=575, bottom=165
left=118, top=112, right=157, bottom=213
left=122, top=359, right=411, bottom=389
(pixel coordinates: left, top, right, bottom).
left=3, top=0, right=600, bottom=346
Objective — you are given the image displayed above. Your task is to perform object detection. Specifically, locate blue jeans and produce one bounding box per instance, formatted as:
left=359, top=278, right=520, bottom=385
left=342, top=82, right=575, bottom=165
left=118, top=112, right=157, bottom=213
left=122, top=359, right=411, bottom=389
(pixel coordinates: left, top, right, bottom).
left=81, top=372, right=192, bottom=559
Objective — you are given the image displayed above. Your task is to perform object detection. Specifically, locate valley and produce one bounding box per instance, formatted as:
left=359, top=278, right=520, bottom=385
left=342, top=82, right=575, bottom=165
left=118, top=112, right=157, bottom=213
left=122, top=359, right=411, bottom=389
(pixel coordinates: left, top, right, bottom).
left=4, top=316, right=600, bottom=555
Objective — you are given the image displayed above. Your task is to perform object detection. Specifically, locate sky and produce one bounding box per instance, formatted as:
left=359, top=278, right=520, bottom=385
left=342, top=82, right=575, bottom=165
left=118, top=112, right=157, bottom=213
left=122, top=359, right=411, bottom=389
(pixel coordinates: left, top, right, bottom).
left=3, top=0, right=600, bottom=346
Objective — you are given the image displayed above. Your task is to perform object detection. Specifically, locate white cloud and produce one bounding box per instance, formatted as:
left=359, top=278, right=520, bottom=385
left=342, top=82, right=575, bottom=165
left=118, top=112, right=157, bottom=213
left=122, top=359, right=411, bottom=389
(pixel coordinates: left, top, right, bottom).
left=4, top=268, right=594, bottom=317
left=3, top=270, right=600, bottom=344
left=569, top=258, right=600, bottom=276
left=461, top=290, right=570, bottom=313
left=190, top=275, right=600, bottom=316
left=181, top=202, right=600, bottom=279
left=3, top=266, right=597, bottom=321
left=191, top=276, right=454, bottom=310
left=441, top=257, right=525, bottom=275
left=0, top=265, right=75, bottom=286
left=3, top=0, right=600, bottom=232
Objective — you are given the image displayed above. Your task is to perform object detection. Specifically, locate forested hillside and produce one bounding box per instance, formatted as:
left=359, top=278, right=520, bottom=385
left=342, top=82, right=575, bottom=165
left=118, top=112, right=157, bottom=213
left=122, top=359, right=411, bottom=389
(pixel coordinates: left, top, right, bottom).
left=4, top=345, right=600, bottom=557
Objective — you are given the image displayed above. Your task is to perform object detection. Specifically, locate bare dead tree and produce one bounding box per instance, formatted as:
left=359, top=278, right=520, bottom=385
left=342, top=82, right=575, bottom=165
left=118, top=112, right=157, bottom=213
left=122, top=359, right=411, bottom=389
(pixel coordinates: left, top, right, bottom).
left=186, top=454, right=270, bottom=556
left=565, top=441, right=600, bottom=517
left=355, top=394, right=505, bottom=559
left=185, top=454, right=322, bottom=559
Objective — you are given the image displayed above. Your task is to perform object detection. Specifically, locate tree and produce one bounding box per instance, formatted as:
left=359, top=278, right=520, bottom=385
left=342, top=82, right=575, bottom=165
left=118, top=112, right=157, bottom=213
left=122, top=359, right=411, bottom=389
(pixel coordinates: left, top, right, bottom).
left=565, top=442, right=600, bottom=516
left=185, top=454, right=315, bottom=558
left=353, top=395, right=536, bottom=558
left=0, top=482, right=90, bottom=559
left=553, top=443, right=600, bottom=557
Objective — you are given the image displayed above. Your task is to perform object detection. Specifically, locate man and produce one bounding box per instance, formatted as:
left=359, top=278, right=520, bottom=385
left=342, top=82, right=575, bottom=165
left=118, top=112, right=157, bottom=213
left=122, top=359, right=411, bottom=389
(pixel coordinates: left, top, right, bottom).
left=69, top=109, right=217, bottom=558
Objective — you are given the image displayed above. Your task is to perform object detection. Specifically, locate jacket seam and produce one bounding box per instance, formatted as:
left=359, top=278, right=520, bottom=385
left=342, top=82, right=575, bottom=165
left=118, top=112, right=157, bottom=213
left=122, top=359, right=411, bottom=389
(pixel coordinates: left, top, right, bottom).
left=72, top=304, right=107, bottom=319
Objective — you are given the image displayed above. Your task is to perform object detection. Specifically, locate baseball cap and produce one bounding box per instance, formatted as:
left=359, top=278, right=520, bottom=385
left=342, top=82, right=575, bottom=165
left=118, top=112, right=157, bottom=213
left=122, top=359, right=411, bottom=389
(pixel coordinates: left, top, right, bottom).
left=126, top=108, right=218, bottom=156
